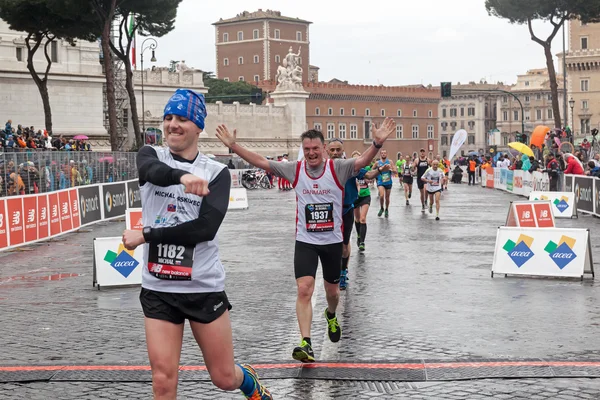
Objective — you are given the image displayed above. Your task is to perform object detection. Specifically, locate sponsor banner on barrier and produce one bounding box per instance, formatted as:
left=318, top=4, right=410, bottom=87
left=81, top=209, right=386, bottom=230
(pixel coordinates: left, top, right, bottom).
left=93, top=236, right=143, bottom=288
left=126, top=208, right=144, bottom=231
left=230, top=170, right=243, bottom=188
left=522, top=172, right=533, bottom=196
left=7, top=198, right=24, bottom=246
left=574, top=176, right=595, bottom=214
left=37, top=195, right=49, bottom=240
left=102, top=183, right=128, bottom=219
left=69, top=189, right=80, bottom=229
left=506, top=170, right=514, bottom=192
left=58, top=191, right=72, bottom=232
left=498, top=169, right=507, bottom=191
left=492, top=227, right=593, bottom=279
left=529, top=191, right=576, bottom=218
left=486, top=168, right=494, bottom=188
left=48, top=193, right=61, bottom=236
left=532, top=171, right=550, bottom=192
left=565, top=175, right=574, bottom=192
left=506, top=201, right=555, bottom=228
left=23, top=196, right=38, bottom=243
left=127, top=180, right=142, bottom=209
left=229, top=188, right=249, bottom=210
left=0, top=200, right=8, bottom=249
left=481, top=170, right=487, bottom=187
left=78, top=186, right=103, bottom=225
left=512, top=170, right=524, bottom=196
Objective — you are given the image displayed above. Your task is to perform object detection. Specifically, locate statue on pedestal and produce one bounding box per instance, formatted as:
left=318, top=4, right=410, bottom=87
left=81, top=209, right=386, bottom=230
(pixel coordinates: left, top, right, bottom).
left=275, top=46, right=304, bottom=92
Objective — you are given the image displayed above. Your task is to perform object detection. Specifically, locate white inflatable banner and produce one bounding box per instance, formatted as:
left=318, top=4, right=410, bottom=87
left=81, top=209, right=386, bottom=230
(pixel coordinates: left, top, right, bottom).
left=448, top=129, right=468, bottom=161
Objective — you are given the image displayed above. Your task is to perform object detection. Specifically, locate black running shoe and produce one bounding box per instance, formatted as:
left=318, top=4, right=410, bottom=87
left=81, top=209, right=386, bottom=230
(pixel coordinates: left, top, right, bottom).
left=292, top=339, right=315, bottom=363
left=324, top=308, right=342, bottom=342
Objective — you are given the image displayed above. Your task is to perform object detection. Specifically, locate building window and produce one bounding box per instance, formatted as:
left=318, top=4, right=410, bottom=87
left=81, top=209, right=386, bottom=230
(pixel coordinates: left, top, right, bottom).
left=223, top=58, right=229, bottom=66
left=314, top=123, right=322, bottom=131
left=239, top=76, right=244, bottom=81
left=441, top=135, right=448, bottom=145
left=327, top=123, right=335, bottom=139
left=396, top=125, right=403, bottom=139
left=351, top=108, right=356, bottom=116
left=365, top=121, right=371, bottom=139
left=340, top=108, right=344, bottom=116
left=328, top=107, right=333, bottom=116
left=442, top=109, right=446, bottom=118
left=253, top=75, right=259, bottom=83
left=583, top=100, right=589, bottom=109
left=51, top=41, right=58, bottom=62
left=548, top=94, right=552, bottom=100
left=275, top=55, right=280, bottom=63
left=238, top=56, right=243, bottom=65
left=503, top=96, right=508, bottom=103
left=315, top=107, right=320, bottom=116
left=460, top=107, right=465, bottom=117
left=365, top=108, right=370, bottom=116
left=468, top=135, right=475, bottom=145
left=548, top=109, right=553, bottom=119
left=450, top=108, right=457, bottom=117
left=223, top=77, right=229, bottom=82
left=582, top=37, right=588, bottom=49
left=503, top=135, right=509, bottom=146
left=441, top=122, right=447, bottom=132
left=253, top=55, right=259, bottom=64
left=237, top=31, right=243, bottom=41
left=350, top=124, right=358, bottom=139
left=525, top=95, right=530, bottom=103
left=525, top=81, right=530, bottom=86
left=503, top=111, right=508, bottom=121
left=581, top=79, right=590, bottom=92
left=339, top=124, right=346, bottom=139
left=16, top=47, right=23, bottom=61
left=525, top=111, right=530, bottom=121
left=536, top=109, right=542, bottom=120
left=513, top=110, right=519, bottom=121
left=427, top=125, right=434, bottom=139
left=223, top=33, right=229, bottom=42
left=581, top=118, right=591, bottom=134
left=412, top=125, right=419, bottom=138
left=253, top=29, right=259, bottom=39
left=468, top=107, right=475, bottom=116
left=450, top=121, right=457, bottom=130
left=296, top=31, right=302, bottom=41
left=468, top=121, right=475, bottom=131
left=428, top=110, right=433, bottom=118
left=536, top=93, right=541, bottom=100
left=413, top=110, right=417, bottom=117
left=397, top=109, right=402, bottom=117
left=381, top=109, right=385, bottom=117
left=274, top=29, right=280, bottom=39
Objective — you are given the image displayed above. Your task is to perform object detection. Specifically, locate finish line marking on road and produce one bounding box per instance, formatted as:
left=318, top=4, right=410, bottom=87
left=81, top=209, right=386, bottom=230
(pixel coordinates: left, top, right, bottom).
left=4, top=360, right=600, bottom=372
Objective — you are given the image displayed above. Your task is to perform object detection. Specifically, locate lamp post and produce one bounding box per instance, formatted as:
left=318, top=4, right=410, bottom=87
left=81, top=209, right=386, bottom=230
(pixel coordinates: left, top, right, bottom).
left=140, top=38, right=157, bottom=134
left=569, top=97, right=575, bottom=138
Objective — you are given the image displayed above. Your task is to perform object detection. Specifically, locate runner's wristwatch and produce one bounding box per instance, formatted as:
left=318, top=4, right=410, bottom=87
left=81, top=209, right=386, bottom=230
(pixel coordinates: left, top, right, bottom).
left=373, top=140, right=383, bottom=149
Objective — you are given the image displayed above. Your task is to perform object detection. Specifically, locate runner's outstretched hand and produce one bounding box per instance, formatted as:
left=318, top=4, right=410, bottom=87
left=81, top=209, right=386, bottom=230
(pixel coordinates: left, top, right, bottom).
left=371, top=118, right=396, bottom=145
left=215, top=125, right=237, bottom=148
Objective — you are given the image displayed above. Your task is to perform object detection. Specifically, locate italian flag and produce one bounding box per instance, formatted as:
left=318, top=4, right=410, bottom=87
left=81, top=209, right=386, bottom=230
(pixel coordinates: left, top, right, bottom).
left=129, top=15, right=136, bottom=69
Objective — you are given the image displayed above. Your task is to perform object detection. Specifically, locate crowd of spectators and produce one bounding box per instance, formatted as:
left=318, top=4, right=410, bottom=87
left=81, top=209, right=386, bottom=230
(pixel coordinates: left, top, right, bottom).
left=2, top=119, right=92, bottom=151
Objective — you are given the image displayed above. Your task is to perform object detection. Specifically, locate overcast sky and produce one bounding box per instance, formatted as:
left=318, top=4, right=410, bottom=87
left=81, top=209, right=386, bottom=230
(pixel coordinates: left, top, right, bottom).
left=151, top=0, right=564, bottom=87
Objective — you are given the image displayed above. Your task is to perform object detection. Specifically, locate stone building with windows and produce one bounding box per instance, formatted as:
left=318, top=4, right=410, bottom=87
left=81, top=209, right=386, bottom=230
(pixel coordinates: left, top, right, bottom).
left=561, top=20, right=600, bottom=138
left=495, top=69, right=565, bottom=151
left=213, top=9, right=311, bottom=85
left=438, top=82, right=507, bottom=158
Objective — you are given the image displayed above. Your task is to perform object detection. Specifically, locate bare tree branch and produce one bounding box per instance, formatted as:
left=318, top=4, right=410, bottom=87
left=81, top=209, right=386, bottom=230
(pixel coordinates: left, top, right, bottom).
left=43, top=34, right=56, bottom=81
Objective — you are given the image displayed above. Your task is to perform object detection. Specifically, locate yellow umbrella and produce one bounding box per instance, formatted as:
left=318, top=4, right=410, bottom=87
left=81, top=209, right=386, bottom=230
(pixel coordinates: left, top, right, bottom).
left=508, top=142, right=534, bottom=158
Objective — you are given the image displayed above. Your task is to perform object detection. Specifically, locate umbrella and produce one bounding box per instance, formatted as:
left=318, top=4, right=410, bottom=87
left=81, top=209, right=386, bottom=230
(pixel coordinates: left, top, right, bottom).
left=73, top=135, right=88, bottom=140
left=99, top=156, right=114, bottom=163
left=530, top=126, right=550, bottom=148
left=468, top=151, right=479, bottom=156
left=508, top=142, right=534, bottom=158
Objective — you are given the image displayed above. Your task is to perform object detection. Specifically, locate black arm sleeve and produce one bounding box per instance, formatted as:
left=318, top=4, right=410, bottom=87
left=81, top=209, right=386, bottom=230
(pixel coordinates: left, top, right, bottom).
left=146, top=168, right=231, bottom=246
left=137, top=146, right=189, bottom=187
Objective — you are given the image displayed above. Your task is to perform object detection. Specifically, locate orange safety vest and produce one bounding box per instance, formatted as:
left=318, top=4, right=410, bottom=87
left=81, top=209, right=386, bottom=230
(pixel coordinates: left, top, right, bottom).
left=469, top=160, right=476, bottom=172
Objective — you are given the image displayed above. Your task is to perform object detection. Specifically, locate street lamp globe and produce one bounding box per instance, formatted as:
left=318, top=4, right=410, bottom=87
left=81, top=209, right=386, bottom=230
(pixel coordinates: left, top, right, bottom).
left=569, top=97, right=575, bottom=109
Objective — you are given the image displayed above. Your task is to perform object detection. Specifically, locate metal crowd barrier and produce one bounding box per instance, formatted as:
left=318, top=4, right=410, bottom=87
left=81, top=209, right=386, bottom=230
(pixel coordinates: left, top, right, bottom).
left=0, top=150, right=138, bottom=197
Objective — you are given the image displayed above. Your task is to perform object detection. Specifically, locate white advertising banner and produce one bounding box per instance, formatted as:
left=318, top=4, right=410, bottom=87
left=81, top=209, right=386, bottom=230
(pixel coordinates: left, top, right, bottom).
left=492, top=227, right=594, bottom=279
left=93, top=236, right=143, bottom=288
left=228, top=188, right=249, bottom=210
left=512, top=170, right=524, bottom=196
left=481, top=169, right=487, bottom=187
left=449, top=129, right=468, bottom=161
left=529, top=192, right=577, bottom=218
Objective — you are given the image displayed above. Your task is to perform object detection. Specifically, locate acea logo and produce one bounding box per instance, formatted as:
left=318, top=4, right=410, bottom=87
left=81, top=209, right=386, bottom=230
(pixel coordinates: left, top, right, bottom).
left=533, top=195, right=569, bottom=214
left=104, top=243, right=139, bottom=278
left=544, top=235, right=577, bottom=270
left=503, top=234, right=534, bottom=267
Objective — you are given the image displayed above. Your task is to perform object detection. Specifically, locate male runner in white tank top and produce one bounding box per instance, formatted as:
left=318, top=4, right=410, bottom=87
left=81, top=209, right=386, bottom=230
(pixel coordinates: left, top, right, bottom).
left=215, top=119, right=396, bottom=363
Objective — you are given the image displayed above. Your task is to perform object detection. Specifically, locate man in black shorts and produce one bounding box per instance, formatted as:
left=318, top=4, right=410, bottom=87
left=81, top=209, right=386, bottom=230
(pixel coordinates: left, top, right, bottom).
left=122, top=89, right=271, bottom=399
left=413, top=148, right=431, bottom=212
left=215, top=119, right=396, bottom=363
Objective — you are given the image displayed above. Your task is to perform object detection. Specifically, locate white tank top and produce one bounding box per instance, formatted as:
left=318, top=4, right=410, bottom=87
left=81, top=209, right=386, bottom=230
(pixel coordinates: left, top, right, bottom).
left=293, top=159, right=344, bottom=245
left=139, top=147, right=227, bottom=294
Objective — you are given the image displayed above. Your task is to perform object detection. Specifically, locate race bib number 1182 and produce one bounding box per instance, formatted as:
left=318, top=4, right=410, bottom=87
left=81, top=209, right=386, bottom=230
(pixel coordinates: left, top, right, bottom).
left=148, top=243, right=195, bottom=280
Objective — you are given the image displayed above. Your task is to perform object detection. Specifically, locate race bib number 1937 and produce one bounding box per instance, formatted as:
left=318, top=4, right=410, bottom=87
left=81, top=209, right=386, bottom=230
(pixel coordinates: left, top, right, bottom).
left=305, top=203, right=334, bottom=232
left=148, top=243, right=195, bottom=280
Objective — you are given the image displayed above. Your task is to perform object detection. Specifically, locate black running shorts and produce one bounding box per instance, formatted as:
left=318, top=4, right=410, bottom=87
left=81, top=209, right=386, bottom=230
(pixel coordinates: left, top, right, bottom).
left=402, top=176, right=413, bottom=185
left=354, top=195, right=371, bottom=208
left=294, top=241, right=343, bottom=284
left=342, top=210, right=354, bottom=245
left=427, top=189, right=443, bottom=195
left=140, top=288, right=232, bottom=325
left=417, top=176, right=425, bottom=190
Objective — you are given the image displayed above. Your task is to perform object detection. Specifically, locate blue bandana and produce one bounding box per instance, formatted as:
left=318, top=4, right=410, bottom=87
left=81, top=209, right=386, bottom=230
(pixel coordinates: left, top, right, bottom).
left=163, top=89, right=207, bottom=130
